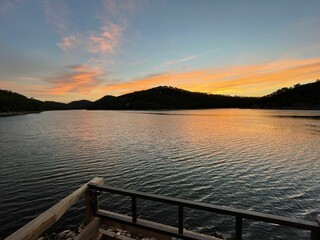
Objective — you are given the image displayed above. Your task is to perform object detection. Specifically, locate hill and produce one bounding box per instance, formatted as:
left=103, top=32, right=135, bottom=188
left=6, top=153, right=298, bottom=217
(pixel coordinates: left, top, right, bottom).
left=88, top=86, right=256, bottom=110
left=89, top=80, right=320, bottom=110
left=0, top=89, right=41, bottom=112
left=0, top=90, right=67, bottom=113
left=66, top=100, right=93, bottom=109
left=1, top=80, right=320, bottom=113
left=257, top=80, right=320, bottom=109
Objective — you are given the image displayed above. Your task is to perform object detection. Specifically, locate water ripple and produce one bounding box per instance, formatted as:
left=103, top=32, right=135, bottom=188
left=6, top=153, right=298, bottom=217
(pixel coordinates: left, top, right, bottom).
left=0, top=109, right=319, bottom=239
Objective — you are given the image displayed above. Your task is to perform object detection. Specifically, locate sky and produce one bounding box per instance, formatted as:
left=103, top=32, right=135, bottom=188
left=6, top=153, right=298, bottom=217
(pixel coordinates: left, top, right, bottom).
left=0, top=0, right=319, bottom=102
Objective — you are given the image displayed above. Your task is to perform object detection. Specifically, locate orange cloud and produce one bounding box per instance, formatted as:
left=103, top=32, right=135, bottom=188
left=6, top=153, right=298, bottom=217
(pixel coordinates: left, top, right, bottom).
left=57, top=23, right=123, bottom=54
left=5, top=58, right=318, bottom=103
left=57, top=35, right=80, bottom=50
left=103, top=58, right=320, bottom=96
left=88, top=23, right=123, bottom=53
left=44, top=64, right=103, bottom=95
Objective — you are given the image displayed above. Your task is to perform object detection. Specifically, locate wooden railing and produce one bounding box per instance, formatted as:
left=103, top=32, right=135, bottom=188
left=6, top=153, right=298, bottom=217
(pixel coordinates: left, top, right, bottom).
left=5, top=177, right=104, bottom=240
left=5, top=177, right=320, bottom=240
left=88, top=183, right=320, bottom=240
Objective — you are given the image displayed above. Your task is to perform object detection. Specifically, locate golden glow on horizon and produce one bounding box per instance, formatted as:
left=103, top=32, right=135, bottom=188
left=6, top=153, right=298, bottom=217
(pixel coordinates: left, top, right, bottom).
left=1, top=58, right=319, bottom=102
left=103, top=58, right=320, bottom=97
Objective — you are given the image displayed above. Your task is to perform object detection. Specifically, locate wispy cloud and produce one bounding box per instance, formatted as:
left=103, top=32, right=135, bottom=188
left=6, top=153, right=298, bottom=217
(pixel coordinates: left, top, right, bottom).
left=43, top=64, right=104, bottom=95
left=43, top=0, right=69, bottom=35
left=57, top=35, right=80, bottom=51
left=57, top=23, right=123, bottom=54
left=103, top=58, right=320, bottom=96
left=42, top=1, right=129, bottom=100
left=88, top=23, right=123, bottom=53
left=161, top=48, right=220, bottom=67
left=164, top=56, right=196, bottom=65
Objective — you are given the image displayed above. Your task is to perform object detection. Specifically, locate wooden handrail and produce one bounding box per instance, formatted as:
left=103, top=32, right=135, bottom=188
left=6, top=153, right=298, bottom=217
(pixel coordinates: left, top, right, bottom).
left=5, top=177, right=104, bottom=240
left=5, top=178, right=319, bottom=240
left=89, top=183, right=320, bottom=240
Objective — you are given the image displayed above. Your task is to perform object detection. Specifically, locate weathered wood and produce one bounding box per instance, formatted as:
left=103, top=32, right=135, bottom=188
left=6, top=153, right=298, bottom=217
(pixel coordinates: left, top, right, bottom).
left=5, top=177, right=104, bottom=240
left=235, top=216, right=242, bottom=240
left=75, top=217, right=102, bottom=240
left=99, top=210, right=220, bottom=240
left=89, top=183, right=320, bottom=231
left=100, top=228, right=135, bottom=240
left=86, top=178, right=104, bottom=223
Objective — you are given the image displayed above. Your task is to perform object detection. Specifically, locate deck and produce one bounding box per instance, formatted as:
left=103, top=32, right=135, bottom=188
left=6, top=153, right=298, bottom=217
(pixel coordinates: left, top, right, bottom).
left=5, top=177, right=320, bottom=240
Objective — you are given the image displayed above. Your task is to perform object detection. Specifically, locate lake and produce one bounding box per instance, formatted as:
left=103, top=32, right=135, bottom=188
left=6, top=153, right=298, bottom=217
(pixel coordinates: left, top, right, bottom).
left=0, top=109, right=319, bottom=239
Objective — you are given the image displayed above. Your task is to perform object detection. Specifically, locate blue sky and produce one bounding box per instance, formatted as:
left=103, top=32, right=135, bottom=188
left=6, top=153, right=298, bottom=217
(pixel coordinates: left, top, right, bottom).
left=0, top=0, right=319, bottom=102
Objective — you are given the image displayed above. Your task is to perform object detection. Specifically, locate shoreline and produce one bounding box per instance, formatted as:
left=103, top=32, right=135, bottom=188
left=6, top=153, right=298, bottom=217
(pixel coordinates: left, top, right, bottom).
left=0, top=111, right=42, bottom=117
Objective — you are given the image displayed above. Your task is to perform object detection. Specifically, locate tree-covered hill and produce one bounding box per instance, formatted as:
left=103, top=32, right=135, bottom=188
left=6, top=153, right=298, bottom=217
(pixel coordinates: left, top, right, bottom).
left=0, top=90, right=66, bottom=112
left=257, top=80, right=320, bottom=109
left=88, top=86, right=257, bottom=110
left=1, top=80, right=320, bottom=113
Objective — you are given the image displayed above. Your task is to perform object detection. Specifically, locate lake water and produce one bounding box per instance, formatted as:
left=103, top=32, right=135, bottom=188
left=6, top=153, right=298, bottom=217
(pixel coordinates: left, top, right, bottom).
left=0, top=109, right=319, bottom=239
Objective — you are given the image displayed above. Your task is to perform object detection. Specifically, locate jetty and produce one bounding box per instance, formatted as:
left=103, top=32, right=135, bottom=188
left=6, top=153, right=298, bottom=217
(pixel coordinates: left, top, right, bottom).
left=5, top=177, right=320, bottom=240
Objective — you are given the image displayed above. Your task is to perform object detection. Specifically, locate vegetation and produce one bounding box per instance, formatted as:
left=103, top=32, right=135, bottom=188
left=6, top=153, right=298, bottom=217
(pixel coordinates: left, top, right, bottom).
left=257, top=80, right=320, bottom=109
left=88, top=86, right=257, bottom=110
left=66, top=100, right=93, bottom=110
left=0, top=90, right=66, bottom=113
left=1, top=80, right=319, bottom=114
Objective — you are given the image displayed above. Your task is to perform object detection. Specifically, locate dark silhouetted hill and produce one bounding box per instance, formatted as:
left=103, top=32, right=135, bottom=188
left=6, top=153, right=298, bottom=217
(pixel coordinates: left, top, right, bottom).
left=257, top=80, right=320, bottom=109
left=67, top=100, right=93, bottom=109
left=1, top=80, right=320, bottom=113
left=0, top=89, right=43, bottom=112
left=88, top=86, right=257, bottom=110
left=0, top=90, right=68, bottom=112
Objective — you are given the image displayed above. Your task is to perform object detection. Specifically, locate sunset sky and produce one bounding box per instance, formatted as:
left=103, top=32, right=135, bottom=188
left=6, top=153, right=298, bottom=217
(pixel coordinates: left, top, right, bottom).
left=0, top=0, right=320, bottom=102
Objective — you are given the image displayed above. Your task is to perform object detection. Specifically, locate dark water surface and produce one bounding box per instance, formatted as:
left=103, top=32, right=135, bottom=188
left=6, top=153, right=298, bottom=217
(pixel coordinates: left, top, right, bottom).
left=0, top=109, right=319, bottom=239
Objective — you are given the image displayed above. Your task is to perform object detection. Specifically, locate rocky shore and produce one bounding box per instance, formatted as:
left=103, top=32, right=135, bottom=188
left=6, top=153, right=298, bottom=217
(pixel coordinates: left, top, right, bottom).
left=37, top=225, right=159, bottom=240
left=38, top=225, right=230, bottom=240
left=38, top=225, right=83, bottom=240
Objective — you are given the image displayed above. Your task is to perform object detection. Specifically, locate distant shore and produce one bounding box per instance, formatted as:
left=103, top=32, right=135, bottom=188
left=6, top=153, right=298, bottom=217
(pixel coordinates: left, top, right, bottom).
left=0, top=111, right=42, bottom=117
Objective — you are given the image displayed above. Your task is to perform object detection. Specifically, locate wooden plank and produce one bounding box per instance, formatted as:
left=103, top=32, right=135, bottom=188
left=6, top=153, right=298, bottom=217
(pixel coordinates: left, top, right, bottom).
left=100, top=229, right=135, bottom=240
left=101, top=219, right=171, bottom=240
left=5, top=177, right=104, bottom=240
left=99, top=210, right=220, bottom=240
left=75, top=217, right=102, bottom=240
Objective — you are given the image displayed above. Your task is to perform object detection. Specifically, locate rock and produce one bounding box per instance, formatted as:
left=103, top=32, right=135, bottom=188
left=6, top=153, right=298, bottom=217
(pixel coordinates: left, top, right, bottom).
left=127, top=233, right=132, bottom=238
left=183, top=224, right=190, bottom=230
left=58, top=230, right=75, bottom=240
left=77, top=224, right=85, bottom=233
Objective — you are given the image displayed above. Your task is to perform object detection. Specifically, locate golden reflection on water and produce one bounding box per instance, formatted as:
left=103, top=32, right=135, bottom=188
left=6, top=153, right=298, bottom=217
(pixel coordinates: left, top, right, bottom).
left=0, top=109, right=319, bottom=239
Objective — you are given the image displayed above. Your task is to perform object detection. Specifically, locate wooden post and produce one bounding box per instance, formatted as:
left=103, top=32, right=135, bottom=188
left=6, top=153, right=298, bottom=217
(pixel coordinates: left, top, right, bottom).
left=310, top=214, right=320, bottom=240
left=132, top=196, right=137, bottom=223
left=85, top=177, right=104, bottom=224
left=5, top=177, right=104, bottom=240
left=178, top=205, right=184, bottom=235
left=235, top=216, right=242, bottom=240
